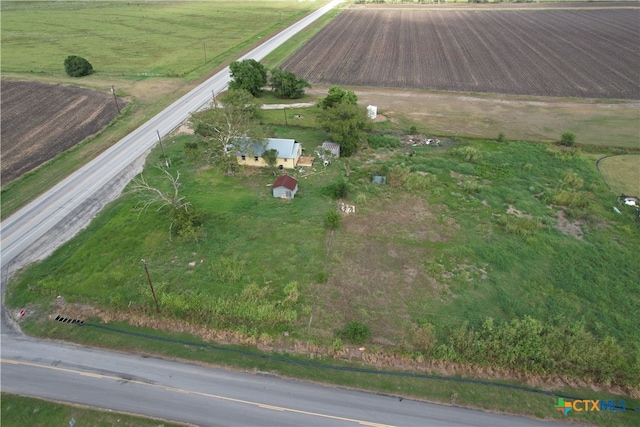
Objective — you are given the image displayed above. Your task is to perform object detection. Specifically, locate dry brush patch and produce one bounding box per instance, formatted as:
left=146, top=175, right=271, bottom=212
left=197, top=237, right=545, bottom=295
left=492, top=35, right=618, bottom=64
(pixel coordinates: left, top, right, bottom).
left=283, top=4, right=640, bottom=100
left=0, top=80, right=121, bottom=183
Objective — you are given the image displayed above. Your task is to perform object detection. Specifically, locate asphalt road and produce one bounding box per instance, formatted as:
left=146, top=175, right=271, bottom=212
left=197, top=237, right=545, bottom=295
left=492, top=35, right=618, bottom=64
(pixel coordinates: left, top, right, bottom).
left=1, top=334, right=562, bottom=427
left=0, top=1, right=565, bottom=425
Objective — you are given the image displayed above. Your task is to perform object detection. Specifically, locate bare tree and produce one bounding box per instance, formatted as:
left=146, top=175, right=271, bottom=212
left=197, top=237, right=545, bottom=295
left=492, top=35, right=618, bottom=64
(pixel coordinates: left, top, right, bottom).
left=129, top=165, right=203, bottom=242
left=129, top=165, right=190, bottom=213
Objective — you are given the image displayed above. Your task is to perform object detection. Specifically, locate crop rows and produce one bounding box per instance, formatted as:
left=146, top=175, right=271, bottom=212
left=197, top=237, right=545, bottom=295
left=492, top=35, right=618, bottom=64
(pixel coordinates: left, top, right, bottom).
left=282, top=5, right=639, bottom=99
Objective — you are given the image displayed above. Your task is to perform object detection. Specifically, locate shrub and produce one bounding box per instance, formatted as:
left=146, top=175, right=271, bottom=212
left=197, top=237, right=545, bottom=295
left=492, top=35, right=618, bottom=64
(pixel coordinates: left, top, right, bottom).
left=497, top=132, right=506, bottom=143
left=339, top=321, right=371, bottom=345
left=559, top=132, right=576, bottom=147
left=412, top=322, right=438, bottom=354
left=64, top=55, right=93, bottom=77
left=325, top=209, right=341, bottom=230
left=450, top=146, right=482, bottom=162
left=368, top=134, right=400, bottom=149
left=322, top=179, right=349, bottom=200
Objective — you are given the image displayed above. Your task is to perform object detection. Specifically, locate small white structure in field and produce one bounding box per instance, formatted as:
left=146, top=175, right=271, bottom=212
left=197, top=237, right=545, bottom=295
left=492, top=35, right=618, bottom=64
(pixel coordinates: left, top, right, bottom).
left=367, top=105, right=377, bottom=120
left=340, top=202, right=356, bottom=214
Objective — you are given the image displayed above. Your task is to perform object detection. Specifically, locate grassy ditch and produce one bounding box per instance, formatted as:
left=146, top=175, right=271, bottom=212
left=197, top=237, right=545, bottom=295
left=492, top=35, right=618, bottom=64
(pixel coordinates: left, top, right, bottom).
left=0, top=393, right=188, bottom=427
left=7, top=114, right=640, bottom=394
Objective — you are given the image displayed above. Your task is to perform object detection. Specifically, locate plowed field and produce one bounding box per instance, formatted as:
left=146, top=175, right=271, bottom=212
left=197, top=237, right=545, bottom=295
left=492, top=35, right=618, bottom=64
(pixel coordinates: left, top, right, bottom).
left=282, top=3, right=639, bottom=99
left=1, top=80, right=121, bottom=183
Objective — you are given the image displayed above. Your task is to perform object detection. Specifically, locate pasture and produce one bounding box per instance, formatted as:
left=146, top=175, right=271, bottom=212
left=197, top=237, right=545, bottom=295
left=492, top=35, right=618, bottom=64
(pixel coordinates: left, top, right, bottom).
left=0, top=0, right=318, bottom=79
left=282, top=3, right=640, bottom=99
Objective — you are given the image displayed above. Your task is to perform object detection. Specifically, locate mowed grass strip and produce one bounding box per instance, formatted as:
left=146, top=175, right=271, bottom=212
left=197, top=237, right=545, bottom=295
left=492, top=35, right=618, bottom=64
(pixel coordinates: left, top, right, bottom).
left=0, top=393, right=188, bottom=427
left=0, top=1, right=318, bottom=79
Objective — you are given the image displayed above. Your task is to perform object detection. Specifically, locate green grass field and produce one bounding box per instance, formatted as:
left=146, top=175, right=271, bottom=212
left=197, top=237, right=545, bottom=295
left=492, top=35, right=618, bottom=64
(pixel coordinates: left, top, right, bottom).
left=598, top=154, right=640, bottom=196
left=0, top=0, right=319, bottom=80
left=1, top=393, right=187, bottom=427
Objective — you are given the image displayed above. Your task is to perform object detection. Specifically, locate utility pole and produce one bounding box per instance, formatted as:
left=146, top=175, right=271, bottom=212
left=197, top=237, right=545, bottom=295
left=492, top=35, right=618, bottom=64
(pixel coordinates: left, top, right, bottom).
left=283, top=107, right=288, bottom=126
left=156, top=130, right=169, bottom=168
left=111, top=85, right=120, bottom=114
left=141, top=259, right=160, bottom=313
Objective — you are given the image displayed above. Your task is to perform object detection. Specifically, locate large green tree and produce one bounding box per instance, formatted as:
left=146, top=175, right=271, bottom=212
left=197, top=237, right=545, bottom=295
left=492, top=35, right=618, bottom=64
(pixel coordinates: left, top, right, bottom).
left=317, top=86, right=358, bottom=110
left=188, top=89, right=265, bottom=172
left=64, top=55, right=93, bottom=77
left=229, top=59, right=267, bottom=97
left=269, top=68, right=311, bottom=99
left=318, top=102, right=371, bottom=157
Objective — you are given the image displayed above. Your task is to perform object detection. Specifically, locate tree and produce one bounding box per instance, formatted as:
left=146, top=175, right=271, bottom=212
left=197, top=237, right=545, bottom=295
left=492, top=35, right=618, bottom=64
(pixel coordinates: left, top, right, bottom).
left=317, top=86, right=358, bottom=110
left=229, top=59, right=267, bottom=97
left=64, top=55, right=93, bottom=77
left=559, top=132, right=576, bottom=147
left=188, top=89, right=265, bottom=172
left=262, top=148, right=278, bottom=174
left=318, top=102, right=371, bottom=157
left=269, top=68, right=311, bottom=99
left=129, top=165, right=204, bottom=242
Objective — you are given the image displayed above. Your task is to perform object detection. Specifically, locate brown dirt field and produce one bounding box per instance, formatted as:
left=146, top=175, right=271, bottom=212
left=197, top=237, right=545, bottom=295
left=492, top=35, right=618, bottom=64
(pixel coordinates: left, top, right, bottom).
left=1, top=80, right=122, bottom=183
left=282, top=3, right=640, bottom=100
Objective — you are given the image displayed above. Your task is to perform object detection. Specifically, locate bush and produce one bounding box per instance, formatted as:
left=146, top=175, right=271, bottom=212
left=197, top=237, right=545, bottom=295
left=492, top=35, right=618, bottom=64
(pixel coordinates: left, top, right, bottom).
left=64, top=55, right=93, bottom=77
left=339, top=321, right=371, bottom=345
left=497, top=132, right=506, bottom=143
left=368, top=134, right=400, bottom=149
left=450, top=146, right=482, bottom=162
left=559, top=132, right=576, bottom=147
left=325, top=210, right=341, bottom=230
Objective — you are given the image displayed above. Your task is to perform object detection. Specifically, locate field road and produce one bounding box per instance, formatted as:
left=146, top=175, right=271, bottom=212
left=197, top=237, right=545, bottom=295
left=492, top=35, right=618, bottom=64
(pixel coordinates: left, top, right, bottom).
left=0, top=1, right=565, bottom=425
left=1, top=334, right=564, bottom=427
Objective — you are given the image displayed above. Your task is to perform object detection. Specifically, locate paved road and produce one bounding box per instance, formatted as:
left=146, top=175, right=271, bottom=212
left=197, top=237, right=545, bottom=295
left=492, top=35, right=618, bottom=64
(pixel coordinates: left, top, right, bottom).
left=1, top=334, right=562, bottom=427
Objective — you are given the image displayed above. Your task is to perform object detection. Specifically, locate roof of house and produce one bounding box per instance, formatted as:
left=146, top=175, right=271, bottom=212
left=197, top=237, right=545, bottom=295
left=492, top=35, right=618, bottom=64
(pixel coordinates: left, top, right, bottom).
left=273, top=175, right=298, bottom=191
left=235, top=138, right=300, bottom=159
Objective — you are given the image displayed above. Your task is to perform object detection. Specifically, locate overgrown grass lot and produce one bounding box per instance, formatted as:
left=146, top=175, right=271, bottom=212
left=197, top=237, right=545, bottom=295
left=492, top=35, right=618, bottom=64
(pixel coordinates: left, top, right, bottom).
left=8, top=105, right=640, bottom=400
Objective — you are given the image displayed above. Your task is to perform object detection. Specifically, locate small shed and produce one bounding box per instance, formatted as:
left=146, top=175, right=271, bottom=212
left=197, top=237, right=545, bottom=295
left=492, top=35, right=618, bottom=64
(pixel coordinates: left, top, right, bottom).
left=273, top=175, right=298, bottom=199
left=322, top=141, right=340, bottom=159
left=372, top=175, right=387, bottom=185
